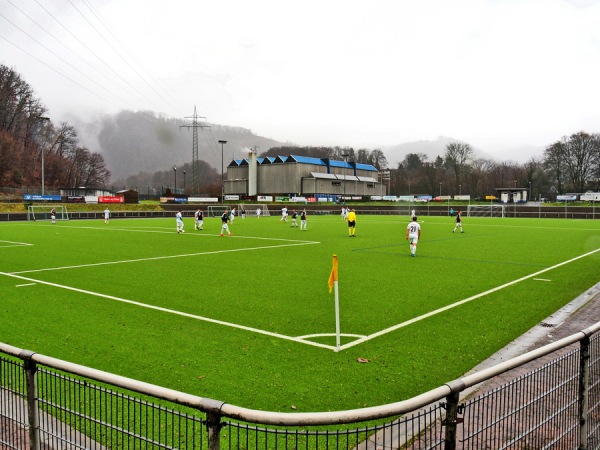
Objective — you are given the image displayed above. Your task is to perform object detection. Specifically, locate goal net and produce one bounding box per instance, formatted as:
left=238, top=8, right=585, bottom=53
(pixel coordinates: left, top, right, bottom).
left=207, top=205, right=229, bottom=218
left=467, top=204, right=505, bottom=218
left=238, top=204, right=270, bottom=217
left=27, top=205, right=69, bottom=221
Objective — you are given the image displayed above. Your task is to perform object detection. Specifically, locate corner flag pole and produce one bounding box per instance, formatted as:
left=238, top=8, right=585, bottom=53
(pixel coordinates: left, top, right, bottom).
left=328, top=254, right=341, bottom=352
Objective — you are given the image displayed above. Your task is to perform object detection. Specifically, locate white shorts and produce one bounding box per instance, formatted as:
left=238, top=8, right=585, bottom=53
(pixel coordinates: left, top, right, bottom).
left=408, top=235, right=419, bottom=244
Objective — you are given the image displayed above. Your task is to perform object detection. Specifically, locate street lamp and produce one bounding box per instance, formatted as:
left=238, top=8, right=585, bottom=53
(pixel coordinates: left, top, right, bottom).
left=342, top=153, right=349, bottom=204
left=183, top=170, right=186, bottom=193
left=218, top=140, right=227, bottom=203
left=459, top=184, right=461, bottom=196
left=173, top=166, right=177, bottom=194
left=439, top=182, right=442, bottom=197
left=37, top=116, right=50, bottom=195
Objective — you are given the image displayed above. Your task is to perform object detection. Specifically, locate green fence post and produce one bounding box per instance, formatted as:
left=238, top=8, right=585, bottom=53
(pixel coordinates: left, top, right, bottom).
left=20, top=350, right=40, bottom=450
left=578, top=335, right=591, bottom=450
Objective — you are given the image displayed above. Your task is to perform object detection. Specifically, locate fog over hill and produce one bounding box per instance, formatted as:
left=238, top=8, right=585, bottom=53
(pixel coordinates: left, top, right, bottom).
left=381, top=136, right=544, bottom=167
left=72, top=111, right=545, bottom=183
left=73, top=111, right=284, bottom=181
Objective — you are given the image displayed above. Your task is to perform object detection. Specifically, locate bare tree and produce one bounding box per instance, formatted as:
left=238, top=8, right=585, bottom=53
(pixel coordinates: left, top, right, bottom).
left=444, top=142, right=473, bottom=193
left=559, top=132, right=600, bottom=192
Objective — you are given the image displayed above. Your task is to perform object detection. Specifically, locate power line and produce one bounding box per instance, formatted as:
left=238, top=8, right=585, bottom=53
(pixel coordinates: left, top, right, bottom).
left=32, top=0, right=160, bottom=109
left=0, top=13, right=127, bottom=105
left=0, top=33, right=108, bottom=102
left=4, top=0, right=140, bottom=103
left=80, top=0, right=176, bottom=107
left=67, top=0, right=172, bottom=109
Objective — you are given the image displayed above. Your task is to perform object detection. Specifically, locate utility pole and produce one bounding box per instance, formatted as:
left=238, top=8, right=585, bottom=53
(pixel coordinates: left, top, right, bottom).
left=180, top=107, right=209, bottom=194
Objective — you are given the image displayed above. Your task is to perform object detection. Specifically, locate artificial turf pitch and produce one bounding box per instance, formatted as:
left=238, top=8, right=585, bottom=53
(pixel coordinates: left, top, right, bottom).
left=1, top=214, right=598, bottom=412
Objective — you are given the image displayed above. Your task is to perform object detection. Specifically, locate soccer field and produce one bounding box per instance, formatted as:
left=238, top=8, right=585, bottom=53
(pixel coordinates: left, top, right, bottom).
left=1, top=214, right=599, bottom=412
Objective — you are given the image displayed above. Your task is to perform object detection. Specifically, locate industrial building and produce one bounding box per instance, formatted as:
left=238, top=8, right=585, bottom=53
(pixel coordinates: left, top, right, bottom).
left=224, top=153, right=386, bottom=199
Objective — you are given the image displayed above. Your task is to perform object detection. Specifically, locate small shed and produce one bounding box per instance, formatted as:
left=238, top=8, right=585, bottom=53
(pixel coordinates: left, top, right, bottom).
left=116, top=189, right=139, bottom=204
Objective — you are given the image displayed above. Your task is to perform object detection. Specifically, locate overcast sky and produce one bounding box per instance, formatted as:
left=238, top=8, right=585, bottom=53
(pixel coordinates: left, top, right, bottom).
left=1, top=0, right=599, bottom=162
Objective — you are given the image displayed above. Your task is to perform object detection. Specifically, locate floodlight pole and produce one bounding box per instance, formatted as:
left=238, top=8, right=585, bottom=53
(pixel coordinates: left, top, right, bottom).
left=218, top=140, right=227, bottom=203
left=173, top=166, right=177, bottom=194
left=342, top=153, right=349, bottom=204
left=183, top=171, right=186, bottom=193
left=37, top=116, right=50, bottom=195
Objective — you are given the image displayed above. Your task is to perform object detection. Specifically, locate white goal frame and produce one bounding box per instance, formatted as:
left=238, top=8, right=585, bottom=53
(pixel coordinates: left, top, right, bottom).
left=467, top=204, right=505, bottom=218
left=27, top=205, right=70, bottom=221
left=239, top=204, right=270, bottom=217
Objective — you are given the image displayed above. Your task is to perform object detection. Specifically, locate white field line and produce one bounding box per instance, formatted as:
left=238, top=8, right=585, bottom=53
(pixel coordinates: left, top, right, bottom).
left=1, top=271, right=337, bottom=352
left=0, top=240, right=33, bottom=248
left=11, top=241, right=319, bottom=275
left=68, top=225, right=318, bottom=243
left=339, top=247, right=600, bottom=352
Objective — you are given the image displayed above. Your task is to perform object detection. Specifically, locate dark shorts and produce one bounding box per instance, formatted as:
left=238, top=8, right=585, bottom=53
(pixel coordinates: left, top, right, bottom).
left=347, top=220, right=356, bottom=228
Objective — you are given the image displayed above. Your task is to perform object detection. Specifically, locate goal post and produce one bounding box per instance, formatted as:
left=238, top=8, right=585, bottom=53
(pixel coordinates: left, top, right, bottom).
left=27, top=205, right=69, bottom=221
left=239, top=204, right=271, bottom=217
left=467, top=204, right=505, bottom=218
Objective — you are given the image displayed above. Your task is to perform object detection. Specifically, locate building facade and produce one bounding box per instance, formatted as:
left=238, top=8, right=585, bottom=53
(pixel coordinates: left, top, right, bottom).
left=224, top=154, right=385, bottom=198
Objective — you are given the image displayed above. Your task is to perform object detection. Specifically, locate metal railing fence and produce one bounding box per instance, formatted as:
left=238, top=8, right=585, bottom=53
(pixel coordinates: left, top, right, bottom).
left=2, top=321, right=600, bottom=450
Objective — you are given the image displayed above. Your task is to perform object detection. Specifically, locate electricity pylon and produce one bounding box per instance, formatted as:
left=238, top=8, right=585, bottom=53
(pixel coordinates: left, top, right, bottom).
left=180, top=106, right=209, bottom=194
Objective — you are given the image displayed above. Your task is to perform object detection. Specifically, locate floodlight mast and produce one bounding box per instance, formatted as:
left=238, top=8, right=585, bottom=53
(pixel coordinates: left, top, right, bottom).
left=342, top=153, right=349, bottom=204
left=218, top=140, right=227, bottom=203
left=37, top=116, right=50, bottom=195
left=173, top=166, right=177, bottom=194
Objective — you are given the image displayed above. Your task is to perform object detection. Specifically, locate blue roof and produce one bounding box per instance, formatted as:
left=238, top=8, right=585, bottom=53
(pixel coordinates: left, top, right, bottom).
left=288, top=155, right=327, bottom=166
left=355, top=163, right=378, bottom=172
left=229, top=155, right=377, bottom=171
left=329, top=160, right=352, bottom=169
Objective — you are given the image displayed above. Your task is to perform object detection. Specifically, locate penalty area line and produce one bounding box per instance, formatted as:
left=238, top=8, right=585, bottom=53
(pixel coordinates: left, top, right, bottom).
left=0, top=271, right=336, bottom=351
left=0, top=240, right=33, bottom=248
left=68, top=225, right=317, bottom=244
left=340, top=247, right=600, bottom=352
left=11, top=241, right=320, bottom=275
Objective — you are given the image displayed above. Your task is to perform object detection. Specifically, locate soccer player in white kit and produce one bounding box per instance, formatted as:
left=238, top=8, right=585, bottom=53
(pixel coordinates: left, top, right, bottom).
left=405, top=216, right=421, bottom=257
left=256, top=208, right=261, bottom=218
left=176, top=210, right=184, bottom=233
left=104, top=208, right=110, bottom=224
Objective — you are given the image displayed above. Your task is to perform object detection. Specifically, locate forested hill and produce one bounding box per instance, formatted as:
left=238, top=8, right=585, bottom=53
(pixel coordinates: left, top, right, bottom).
left=97, top=110, right=284, bottom=181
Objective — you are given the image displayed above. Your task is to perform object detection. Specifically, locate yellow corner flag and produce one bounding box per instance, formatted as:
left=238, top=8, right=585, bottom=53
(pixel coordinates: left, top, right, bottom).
left=328, top=254, right=338, bottom=294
